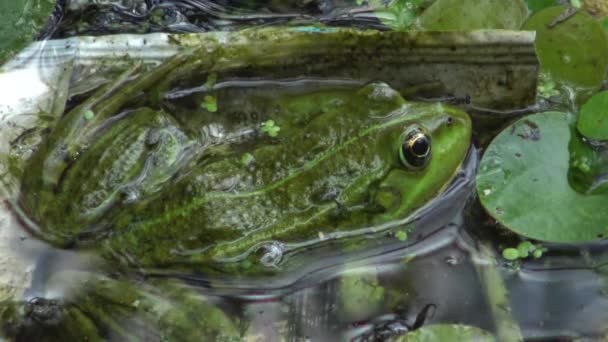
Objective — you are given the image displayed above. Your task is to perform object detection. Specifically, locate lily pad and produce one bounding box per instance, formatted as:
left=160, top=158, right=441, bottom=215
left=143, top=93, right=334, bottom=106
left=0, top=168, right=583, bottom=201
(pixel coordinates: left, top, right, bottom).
left=416, top=0, right=527, bottom=30
left=391, top=324, right=495, bottom=341
left=0, top=0, right=55, bottom=65
left=477, top=112, right=608, bottom=243
left=523, top=6, right=608, bottom=89
left=577, top=91, right=608, bottom=140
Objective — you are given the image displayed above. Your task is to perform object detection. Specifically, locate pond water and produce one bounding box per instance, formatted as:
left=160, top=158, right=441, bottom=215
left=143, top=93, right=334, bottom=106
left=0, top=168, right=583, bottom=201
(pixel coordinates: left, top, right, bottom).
left=0, top=0, right=608, bottom=341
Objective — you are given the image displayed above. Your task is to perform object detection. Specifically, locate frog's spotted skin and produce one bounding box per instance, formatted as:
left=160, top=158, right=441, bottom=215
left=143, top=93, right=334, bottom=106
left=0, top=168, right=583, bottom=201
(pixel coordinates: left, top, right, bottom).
left=20, top=81, right=471, bottom=274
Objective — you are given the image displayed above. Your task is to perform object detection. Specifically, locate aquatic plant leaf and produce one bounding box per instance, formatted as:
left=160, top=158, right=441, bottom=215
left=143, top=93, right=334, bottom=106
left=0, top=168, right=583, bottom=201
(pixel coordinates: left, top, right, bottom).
left=578, top=91, right=608, bottom=140
left=0, top=0, right=55, bottom=65
left=477, top=112, right=608, bottom=243
left=392, top=324, right=495, bottom=341
left=416, top=0, right=527, bottom=30
left=371, top=0, right=428, bottom=30
left=523, top=6, right=608, bottom=90
left=568, top=124, right=608, bottom=195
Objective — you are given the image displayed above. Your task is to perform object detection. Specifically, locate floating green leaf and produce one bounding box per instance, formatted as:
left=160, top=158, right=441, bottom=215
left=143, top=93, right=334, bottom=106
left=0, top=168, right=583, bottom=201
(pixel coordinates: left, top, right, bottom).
left=0, top=0, right=55, bottom=65
left=502, top=248, right=520, bottom=261
left=416, top=0, right=527, bottom=30
left=477, top=112, right=608, bottom=243
left=200, top=95, right=217, bottom=112
left=372, top=0, right=427, bottom=31
left=240, top=152, right=254, bottom=166
left=204, top=72, right=217, bottom=89
left=502, top=241, right=547, bottom=260
left=577, top=91, right=608, bottom=140
left=395, top=230, right=408, bottom=241
left=568, top=128, right=608, bottom=195
left=537, top=73, right=560, bottom=98
left=523, top=6, right=608, bottom=90
left=83, top=110, right=95, bottom=121
left=392, top=324, right=495, bottom=341
left=261, top=119, right=280, bottom=137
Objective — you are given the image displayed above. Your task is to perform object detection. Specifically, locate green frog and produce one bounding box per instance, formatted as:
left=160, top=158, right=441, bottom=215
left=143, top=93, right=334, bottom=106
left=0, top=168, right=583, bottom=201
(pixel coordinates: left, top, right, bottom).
left=18, top=61, right=471, bottom=275
left=5, top=54, right=473, bottom=340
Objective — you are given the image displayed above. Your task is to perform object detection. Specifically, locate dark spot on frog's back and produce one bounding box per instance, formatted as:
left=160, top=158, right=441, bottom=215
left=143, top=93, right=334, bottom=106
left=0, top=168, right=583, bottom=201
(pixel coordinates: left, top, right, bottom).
left=516, top=119, right=540, bottom=141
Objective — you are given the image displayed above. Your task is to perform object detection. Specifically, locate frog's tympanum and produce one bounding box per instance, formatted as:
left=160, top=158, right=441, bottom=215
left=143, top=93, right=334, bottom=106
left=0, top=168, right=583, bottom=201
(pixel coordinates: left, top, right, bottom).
left=19, top=64, right=471, bottom=274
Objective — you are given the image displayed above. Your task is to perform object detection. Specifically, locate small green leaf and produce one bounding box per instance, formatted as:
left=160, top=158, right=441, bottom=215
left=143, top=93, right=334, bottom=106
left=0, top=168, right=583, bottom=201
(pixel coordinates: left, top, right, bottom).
left=502, top=248, right=520, bottom=261
left=240, top=153, right=254, bottom=166
left=268, top=126, right=280, bottom=137
left=372, top=0, right=426, bottom=31
left=261, top=120, right=280, bottom=137
left=533, top=249, right=544, bottom=259
left=577, top=91, right=608, bottom=140
left=204, top=72, right=217, bottom=89
left=516, top=244, right=529, bottom=258
left=201, top=95, right=217, bottom=112
left=395, top=230, right=408, bottom=241
left=570, top=0, right=581, bottom=8
left=517, top=241, right=535, bottom=253
left=537, top=74, right=560, bottom=98
left=83, top=110, right=95, bottom=121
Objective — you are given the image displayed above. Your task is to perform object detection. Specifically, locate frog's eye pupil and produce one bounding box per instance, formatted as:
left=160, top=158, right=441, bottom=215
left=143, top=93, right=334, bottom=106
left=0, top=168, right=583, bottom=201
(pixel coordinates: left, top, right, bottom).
left=400, top=131, right=432, bottom=170
left=411, top=136, right=430, bottom=157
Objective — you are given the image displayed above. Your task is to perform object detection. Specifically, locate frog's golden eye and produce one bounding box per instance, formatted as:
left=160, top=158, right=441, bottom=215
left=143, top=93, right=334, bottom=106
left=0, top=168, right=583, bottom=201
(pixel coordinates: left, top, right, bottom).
left=400, top=130, right=431, bottom=170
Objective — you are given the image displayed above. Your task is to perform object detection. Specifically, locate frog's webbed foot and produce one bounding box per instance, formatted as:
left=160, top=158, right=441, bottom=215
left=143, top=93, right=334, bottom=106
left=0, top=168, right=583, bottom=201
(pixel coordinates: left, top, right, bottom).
left=0, top=271, right=241, bottom=341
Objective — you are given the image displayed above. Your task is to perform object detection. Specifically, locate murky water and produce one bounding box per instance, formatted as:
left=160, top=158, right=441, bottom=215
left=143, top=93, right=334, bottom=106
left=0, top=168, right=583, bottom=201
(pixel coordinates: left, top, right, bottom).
left=1, top=1, right=608, bottom=341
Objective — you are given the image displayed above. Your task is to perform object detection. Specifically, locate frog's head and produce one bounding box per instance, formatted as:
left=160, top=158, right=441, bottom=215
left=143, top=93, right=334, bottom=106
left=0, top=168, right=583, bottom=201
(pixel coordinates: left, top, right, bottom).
left=355, top=83, right=472, bottom=221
